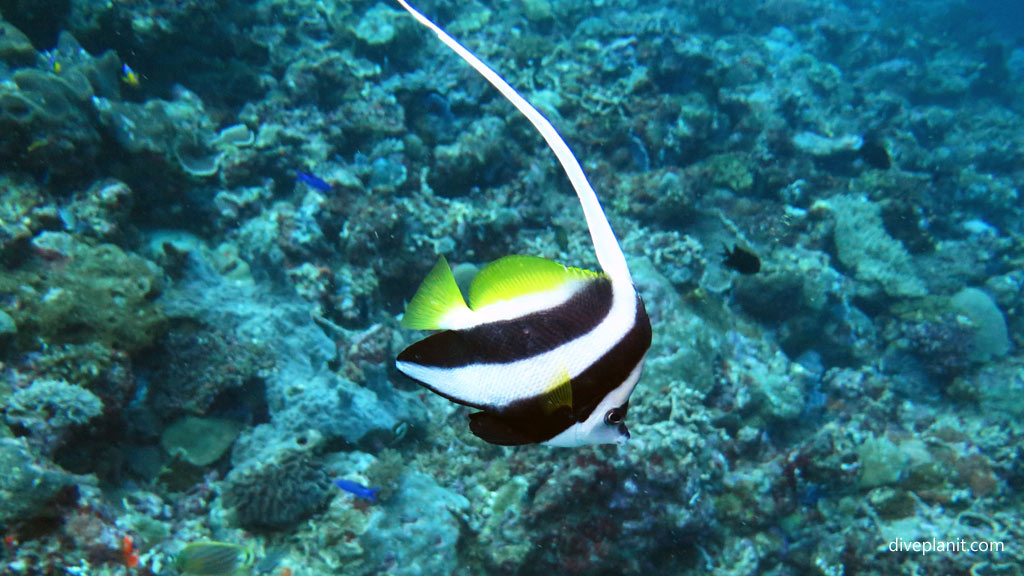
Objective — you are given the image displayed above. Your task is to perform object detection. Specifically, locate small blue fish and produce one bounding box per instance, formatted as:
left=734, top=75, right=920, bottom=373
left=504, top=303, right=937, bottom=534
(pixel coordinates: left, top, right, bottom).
left=296, top=171, right=332, bottom=191
left=333, top=478, right=380, bottom=502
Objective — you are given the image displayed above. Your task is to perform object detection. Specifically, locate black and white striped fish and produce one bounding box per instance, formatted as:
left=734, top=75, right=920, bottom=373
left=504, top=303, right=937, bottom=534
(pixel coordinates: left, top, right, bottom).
left=395, top=1, right=652, bottom=447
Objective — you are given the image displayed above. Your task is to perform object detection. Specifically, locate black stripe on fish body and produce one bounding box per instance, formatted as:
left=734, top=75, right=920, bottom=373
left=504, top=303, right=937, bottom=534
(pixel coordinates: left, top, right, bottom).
left=566, top=294, right=651, bottom=420
left=466, top=295, right=652, bottom=445
left=396, top=277, right=613, bottom=370
left=469, top=403, right=574, bottom=445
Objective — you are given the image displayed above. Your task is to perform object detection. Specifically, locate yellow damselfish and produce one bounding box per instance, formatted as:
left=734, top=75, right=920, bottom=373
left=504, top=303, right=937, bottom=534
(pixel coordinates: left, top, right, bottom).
left=175, top=541, right=254, bottom=576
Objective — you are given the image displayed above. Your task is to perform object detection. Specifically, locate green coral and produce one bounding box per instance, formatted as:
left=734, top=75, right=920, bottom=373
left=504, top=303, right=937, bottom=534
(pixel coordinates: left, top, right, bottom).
left=160, top=416, right=241, bottom=467
left=950, top=287, right=1010, bottom=361
left=365, top=448, right=405, bottom=501
left=476, top=459, right=511, bottom=491
left=0, top=20, right=36, bottom=67
left=617, top=169, right=695, bottom=226
left=858, top=436, right=907, bottom=488
left=94, top=89, right=221, bottom=177
left=428, top=116, right=510, bottom=197
left=0, top=233, right=165, bottom=352
left=4, top=378, right=103, bottom=433
left=522, top=0, right=553, bottom=22
left=10, top=67, right=93, bottom=120
left=826, top=194, right=926, bottom=298
left=19, top=342, right=118, bottom=387
left=483, top=476, right=531, bottom=566
left=699, top=152, right=755, bottom=193
left=857, top=435, right=934, bottom=490
left=0, top=437, right=83, bottom=524
left=0, top=176, right=58, bottom=264
left=302, top=501, right=371, bottom=569
left=0, top=32, right=120, bottom=181
left=0, top=309, right=15, bottom=351
left=354, top=3, right=404, bottom=46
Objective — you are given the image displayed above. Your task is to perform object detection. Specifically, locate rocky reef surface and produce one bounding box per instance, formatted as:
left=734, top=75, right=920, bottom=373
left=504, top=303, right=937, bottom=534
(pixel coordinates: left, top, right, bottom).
left=1, top=0, right=1022, bottom=575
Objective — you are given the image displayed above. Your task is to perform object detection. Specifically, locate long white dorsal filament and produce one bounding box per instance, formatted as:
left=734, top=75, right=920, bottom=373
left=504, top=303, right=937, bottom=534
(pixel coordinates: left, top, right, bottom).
left=396, top=0, right=633, bottom=283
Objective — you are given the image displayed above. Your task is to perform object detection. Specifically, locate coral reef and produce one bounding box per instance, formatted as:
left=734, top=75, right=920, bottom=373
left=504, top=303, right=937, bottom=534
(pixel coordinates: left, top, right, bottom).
left=223, top=432, right=331, bottom=530
left=0, top=437, right=85, bottom=525
left=825, top=194, right=927, bottom=299
left=359, top=472, right=469, bottom=575
left=143, top=320, right=272, bottom=420
left=160, top=416, right=241, bottom=467
left=0, top=32, right=116, bottom=187
left=0, top=0, right=1022, bottom=574
left=0, top=233, right=165, bottom=353
left=4, top=379, right=103, bottom=454
left=950, top=287, right=1011, bottom=361
left=0, top=177, right=56, bottom=266
left=9, top=342, right=135, bottom=417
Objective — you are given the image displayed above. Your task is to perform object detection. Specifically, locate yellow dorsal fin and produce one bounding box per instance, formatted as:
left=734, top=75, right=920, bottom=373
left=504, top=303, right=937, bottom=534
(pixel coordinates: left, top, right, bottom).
left=542, top=366, right=573, bottom=415
left=468, top=255, right=601, bottom=310
left=401, top=256, right=471, bottom=330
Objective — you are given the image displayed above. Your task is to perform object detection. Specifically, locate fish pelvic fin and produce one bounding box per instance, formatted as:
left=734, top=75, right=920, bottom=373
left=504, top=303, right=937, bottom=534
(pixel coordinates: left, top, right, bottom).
left=541, top=366, right=573, bottom=416
left=468, top=255, right=601, bottom=310
left=401, top=256, right=473, bottom=330
left=468, top=411, right=538, bottom=445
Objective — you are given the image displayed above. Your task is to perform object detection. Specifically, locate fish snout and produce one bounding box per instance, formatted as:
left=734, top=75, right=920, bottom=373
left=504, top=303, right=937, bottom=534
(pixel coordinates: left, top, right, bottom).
left=616, top=423, right=631, bottom=444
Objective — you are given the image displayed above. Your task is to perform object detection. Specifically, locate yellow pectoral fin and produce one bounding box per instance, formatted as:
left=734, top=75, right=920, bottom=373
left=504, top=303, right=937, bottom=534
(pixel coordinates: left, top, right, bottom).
left=401, top=256, right=472, bottom=330
left=469, top=255, right=602, bottom=310
left=541, top=367, right=573, bottom=416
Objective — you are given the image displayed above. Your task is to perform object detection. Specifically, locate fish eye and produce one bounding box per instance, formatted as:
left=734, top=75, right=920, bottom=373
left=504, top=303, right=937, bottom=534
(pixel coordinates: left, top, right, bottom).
left=604, top=407, right=625, bottom=426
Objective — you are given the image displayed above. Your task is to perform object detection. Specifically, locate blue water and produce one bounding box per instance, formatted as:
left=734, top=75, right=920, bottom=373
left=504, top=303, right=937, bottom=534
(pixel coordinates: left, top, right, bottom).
left=1, top=0, right=1021, bottom=574
left=973, top=0, right=1024, bottom=40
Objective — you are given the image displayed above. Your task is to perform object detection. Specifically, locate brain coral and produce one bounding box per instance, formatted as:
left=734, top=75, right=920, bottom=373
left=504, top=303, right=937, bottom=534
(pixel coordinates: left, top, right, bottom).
left=223, top=434, right=332, bottom=530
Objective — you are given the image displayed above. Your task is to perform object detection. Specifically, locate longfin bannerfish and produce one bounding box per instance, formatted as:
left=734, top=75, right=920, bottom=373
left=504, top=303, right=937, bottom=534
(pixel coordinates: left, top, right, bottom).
left=395, top=1, right=652, bottom=447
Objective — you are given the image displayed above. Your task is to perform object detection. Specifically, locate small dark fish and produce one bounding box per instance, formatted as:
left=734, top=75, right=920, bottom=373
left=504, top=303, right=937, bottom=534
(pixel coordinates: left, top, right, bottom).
left=722, top=244, right=761, bottom=275
left=296, top=171, right=332, bottom=191
left=334, top=478, right=380, bottom=502
left=859, top=138, right=891, bottom=170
